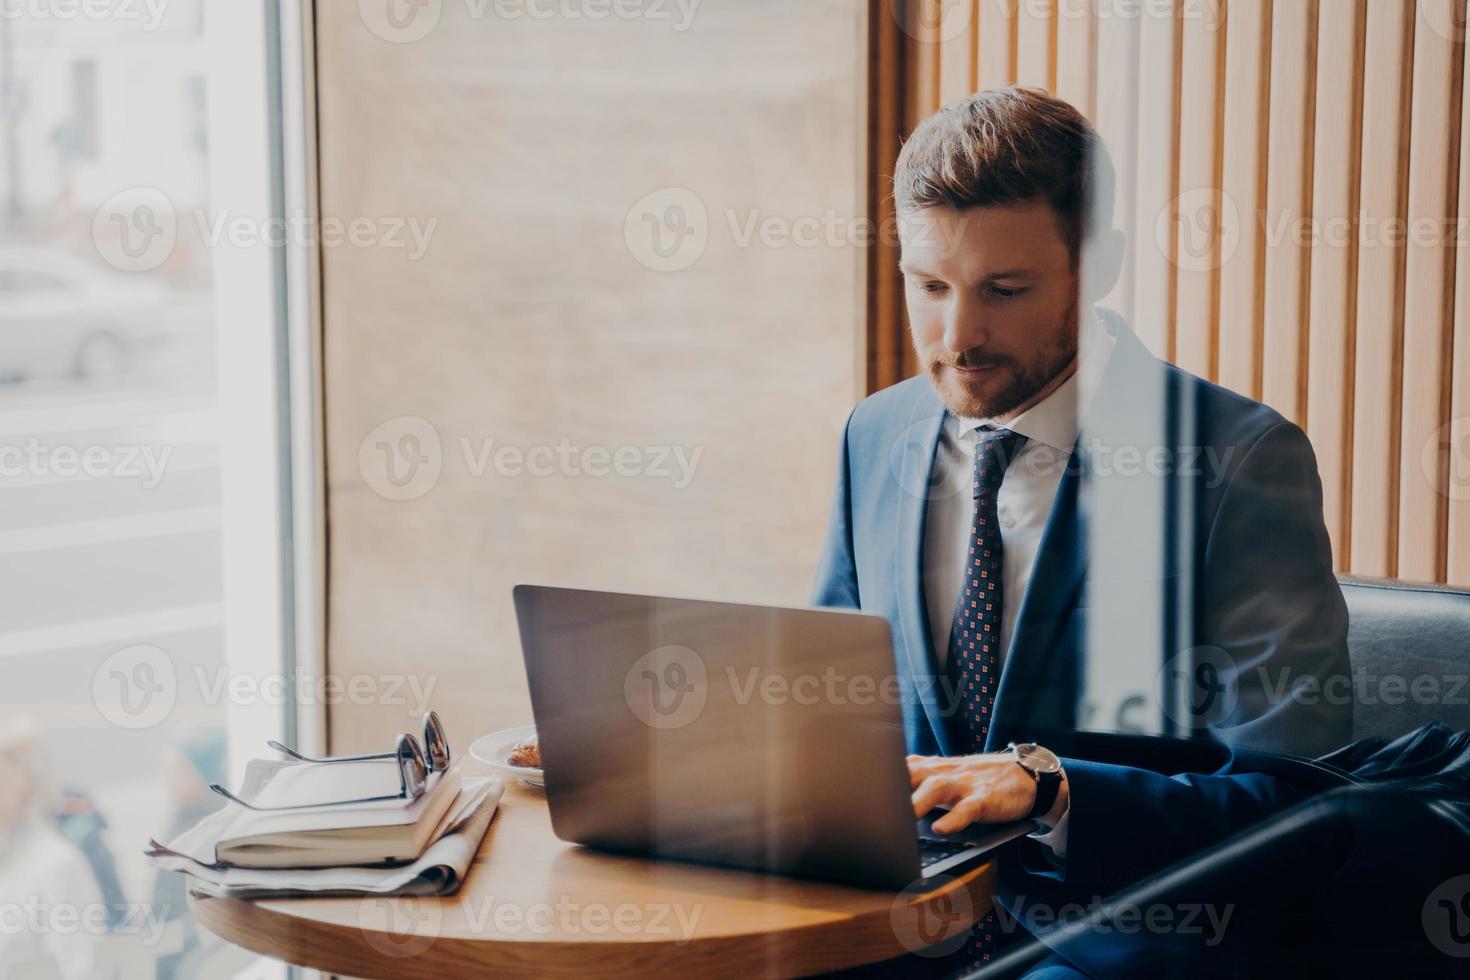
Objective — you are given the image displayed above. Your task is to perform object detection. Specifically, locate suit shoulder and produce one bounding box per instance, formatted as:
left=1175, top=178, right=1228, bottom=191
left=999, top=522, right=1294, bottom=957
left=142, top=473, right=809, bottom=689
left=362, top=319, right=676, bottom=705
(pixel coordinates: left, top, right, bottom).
left=1162, top=360, right=1293, bottom=447
left=845, top=374, right=941, bottom=438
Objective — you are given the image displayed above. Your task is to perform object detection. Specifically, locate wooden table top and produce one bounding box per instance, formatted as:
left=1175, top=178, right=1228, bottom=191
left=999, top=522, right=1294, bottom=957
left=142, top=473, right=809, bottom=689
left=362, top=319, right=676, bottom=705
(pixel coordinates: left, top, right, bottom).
left=190, top=767, right=997, bottom=979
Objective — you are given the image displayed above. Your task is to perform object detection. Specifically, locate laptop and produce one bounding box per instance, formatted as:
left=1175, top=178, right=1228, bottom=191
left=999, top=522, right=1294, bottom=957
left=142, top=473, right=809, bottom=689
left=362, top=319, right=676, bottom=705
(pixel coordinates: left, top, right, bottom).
left=512, top=585, right=1036, bottom=889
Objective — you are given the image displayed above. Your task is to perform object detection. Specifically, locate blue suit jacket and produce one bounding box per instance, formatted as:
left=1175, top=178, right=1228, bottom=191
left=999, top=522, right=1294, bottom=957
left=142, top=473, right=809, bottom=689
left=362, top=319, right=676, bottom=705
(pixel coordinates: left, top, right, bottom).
left=811, top=310, right=1353, bottom=902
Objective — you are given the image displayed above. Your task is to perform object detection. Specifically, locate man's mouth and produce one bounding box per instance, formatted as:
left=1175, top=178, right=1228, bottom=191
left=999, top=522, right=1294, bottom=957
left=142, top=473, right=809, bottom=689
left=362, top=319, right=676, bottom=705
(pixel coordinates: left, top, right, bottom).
left=950, top=361, right=1006, bottom=378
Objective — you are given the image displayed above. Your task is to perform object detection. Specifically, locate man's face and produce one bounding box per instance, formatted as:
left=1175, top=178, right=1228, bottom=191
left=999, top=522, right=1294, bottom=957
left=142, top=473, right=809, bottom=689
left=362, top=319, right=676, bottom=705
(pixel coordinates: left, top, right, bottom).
left=900, top=201, right=1080, bottom=420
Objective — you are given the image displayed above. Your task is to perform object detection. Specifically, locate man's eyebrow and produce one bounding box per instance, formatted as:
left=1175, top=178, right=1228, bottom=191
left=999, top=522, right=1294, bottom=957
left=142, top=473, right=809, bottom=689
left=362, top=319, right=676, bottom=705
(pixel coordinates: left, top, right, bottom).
left=984, top=268, right=1034, bottom=280
left=897, top=260, right=932, bottom=276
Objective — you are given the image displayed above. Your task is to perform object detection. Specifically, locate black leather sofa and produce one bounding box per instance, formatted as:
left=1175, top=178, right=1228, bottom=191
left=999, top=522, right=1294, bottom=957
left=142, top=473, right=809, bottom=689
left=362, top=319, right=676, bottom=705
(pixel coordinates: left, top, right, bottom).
left=1341, top=575, right=1470, bottom=740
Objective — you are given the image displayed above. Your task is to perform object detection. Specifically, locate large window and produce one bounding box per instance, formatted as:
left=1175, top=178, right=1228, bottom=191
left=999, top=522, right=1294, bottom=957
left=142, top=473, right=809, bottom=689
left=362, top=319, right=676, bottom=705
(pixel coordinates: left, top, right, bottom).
left=0, top=2, right=314, bottom=977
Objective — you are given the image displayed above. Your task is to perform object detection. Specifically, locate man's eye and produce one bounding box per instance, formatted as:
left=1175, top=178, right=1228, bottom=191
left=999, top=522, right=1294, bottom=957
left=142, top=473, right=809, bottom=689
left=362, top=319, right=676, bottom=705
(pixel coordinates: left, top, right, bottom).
left=989, top=285, right=1026, bottom=299
left=921, top=282, right=948, bottom=295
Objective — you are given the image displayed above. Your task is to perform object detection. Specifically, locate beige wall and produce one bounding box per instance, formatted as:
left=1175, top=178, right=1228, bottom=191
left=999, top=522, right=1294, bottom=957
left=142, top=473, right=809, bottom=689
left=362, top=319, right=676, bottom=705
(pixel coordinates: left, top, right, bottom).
left=900, top=0, right=1470, bottom=586
left=316, top=1, right=870, bottom=751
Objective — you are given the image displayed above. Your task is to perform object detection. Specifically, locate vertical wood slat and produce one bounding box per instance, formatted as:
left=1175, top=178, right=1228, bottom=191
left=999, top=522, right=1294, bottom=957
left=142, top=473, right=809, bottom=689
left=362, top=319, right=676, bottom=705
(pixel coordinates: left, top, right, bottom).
left=900, top=0, right=942, bottom=381
left=1452, top=5, right=1470, bottom=586
left=1172, top=0, right=1226, bottom=379
left=1055, top=0, right=1096, bottom=117
left=1397, top=0, right=1464, bottom=581
left=1218, top=0, right=1274, bottom=401
left=1016, top=0, right=1055, bottom=89
left=1260, top=0, right=1318, bottom=426
left=906, top=0, right=944, bottom=124
left=938, top=0, right=978, bottom=103
left=977, top=0, right=1017, bottom=89
left=1093, top=3, right=1142, bottom=323
left=869, top=0, right=906, bottom=393
left=1306, top=0, right=1366, bottom=568
left=1131, top=0, right=1179, bottom=357
left=1348, top=0, right=1415, bottom=577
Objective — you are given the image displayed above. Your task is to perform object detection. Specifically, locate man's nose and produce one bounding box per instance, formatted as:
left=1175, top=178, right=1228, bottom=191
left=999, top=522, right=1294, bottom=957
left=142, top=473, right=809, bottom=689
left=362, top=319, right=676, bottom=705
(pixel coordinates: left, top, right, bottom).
left=942, top=296, right=987, bottom=353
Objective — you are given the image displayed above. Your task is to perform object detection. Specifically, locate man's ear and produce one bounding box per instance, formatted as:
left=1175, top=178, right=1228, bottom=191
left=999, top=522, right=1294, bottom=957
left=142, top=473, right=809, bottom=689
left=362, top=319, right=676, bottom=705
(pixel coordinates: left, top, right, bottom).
left=1078, top=228, right=1125, bottom=303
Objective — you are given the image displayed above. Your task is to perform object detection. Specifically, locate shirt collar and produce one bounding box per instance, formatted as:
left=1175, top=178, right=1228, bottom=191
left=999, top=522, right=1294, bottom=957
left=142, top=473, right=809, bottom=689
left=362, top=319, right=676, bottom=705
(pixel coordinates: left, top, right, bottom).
left=952, top=306, right=1117, bottom=453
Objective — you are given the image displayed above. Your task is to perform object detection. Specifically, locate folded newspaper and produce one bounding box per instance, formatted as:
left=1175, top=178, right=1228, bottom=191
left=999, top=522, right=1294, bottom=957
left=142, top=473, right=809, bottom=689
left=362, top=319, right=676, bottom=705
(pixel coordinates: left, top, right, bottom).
left=146, top=777, right=504, bottom=899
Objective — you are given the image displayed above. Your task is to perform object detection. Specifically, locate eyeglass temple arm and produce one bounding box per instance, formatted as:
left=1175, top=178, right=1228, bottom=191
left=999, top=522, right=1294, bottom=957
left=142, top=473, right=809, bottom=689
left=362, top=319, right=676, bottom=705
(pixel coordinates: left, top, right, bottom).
left=264, top=740, right=392, bottom=764
left=208, top=784, right=404, bottom=811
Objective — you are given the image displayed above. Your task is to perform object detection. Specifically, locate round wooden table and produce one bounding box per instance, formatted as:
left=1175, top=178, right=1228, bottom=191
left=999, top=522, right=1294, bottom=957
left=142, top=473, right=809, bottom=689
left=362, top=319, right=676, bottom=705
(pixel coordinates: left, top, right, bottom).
left=191, top=768, right=997, bottom=978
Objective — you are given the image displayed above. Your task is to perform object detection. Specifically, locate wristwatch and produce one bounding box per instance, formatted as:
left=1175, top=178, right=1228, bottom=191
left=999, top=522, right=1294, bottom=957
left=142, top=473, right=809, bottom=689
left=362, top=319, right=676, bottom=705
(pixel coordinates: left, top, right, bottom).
left=1007, top=742, right=1063, bottom=819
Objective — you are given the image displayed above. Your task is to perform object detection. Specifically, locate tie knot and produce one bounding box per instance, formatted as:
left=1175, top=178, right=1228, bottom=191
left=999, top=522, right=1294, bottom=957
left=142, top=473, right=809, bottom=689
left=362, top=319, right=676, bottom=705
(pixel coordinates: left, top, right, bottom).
left=971, top=427, right=1026, bottom=496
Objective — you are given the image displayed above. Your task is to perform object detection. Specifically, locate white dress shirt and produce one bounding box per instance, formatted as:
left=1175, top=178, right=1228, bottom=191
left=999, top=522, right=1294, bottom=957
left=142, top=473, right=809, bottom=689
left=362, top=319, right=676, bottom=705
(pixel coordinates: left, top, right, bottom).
left=921, top=309, right=1116, bottom=857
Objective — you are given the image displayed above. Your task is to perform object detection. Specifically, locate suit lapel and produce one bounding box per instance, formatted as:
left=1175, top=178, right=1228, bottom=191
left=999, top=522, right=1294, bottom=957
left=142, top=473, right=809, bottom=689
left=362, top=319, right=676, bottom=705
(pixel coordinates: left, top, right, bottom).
left=891, top=387, right=955, bottom=755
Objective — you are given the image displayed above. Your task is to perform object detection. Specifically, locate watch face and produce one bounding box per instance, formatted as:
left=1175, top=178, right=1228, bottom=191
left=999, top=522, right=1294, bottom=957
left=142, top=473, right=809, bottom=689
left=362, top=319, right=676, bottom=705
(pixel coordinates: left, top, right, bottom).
left=1014, top=742, right=1062, bottom=775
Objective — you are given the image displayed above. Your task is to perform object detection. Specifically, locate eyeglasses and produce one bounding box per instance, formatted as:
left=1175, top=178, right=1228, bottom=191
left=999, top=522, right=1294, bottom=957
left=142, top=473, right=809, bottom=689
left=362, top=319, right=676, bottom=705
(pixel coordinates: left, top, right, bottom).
left=267, top=711, right=451, bottom=774
left=209, top=712, right=451, bottom=812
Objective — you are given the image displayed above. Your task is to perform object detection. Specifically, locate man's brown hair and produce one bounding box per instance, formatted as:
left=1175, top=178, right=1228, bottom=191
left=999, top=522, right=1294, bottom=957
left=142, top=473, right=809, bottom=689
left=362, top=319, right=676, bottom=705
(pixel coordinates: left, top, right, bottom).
left=893, top=86, right=1114, bottom=261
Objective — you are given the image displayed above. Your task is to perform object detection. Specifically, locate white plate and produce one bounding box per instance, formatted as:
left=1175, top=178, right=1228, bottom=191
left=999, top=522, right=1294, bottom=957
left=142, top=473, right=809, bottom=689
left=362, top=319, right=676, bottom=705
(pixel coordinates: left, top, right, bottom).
left=468, top=724, right=544, bottom=787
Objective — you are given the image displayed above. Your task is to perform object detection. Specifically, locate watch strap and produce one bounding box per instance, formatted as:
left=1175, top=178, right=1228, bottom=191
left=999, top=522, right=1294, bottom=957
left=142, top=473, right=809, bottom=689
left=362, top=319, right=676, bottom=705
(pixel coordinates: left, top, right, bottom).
left=1029, top=769, right=1062, bottom=819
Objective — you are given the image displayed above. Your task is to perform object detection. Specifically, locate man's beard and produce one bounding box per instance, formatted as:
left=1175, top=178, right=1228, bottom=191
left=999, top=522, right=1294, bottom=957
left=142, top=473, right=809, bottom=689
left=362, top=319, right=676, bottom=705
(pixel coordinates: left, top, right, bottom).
left=924, top=305, right=1079, bottom=420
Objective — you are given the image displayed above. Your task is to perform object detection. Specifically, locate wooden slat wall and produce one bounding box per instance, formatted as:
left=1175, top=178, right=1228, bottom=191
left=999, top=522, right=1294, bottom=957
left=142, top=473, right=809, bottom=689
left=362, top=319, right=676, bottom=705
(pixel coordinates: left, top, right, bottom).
left=883, top=0, right=1470, bottom=586
left=1306, top=0, right=1365, bottom=568
left=1452, top=16, right=1470, bottom=585
left=1399, top=0, right=1464, bottom=580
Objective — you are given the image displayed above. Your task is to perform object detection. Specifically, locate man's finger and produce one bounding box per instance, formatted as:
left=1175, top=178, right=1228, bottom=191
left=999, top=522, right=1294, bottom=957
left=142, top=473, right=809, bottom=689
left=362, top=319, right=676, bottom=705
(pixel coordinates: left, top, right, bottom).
left=931, top=794, right=989, bottom=835
left=911, top=775, right=962, bottom=817
left=906, top=755, right=944, bottom=786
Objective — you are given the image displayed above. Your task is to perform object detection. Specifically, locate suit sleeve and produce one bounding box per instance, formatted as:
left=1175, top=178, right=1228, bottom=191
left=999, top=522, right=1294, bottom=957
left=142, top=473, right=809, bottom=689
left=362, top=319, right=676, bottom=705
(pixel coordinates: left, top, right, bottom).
left=1005, top=419, right=1352, bottom=895
left=1196, top=420, right=1353, bottom=756
left=811, top=409, right=861, bottom=610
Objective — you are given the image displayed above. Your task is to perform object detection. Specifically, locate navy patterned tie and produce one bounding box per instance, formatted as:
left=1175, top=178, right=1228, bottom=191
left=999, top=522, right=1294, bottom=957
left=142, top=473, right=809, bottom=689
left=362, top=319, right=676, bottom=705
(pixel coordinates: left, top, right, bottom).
left=945, top=425, right=1025, bottom=965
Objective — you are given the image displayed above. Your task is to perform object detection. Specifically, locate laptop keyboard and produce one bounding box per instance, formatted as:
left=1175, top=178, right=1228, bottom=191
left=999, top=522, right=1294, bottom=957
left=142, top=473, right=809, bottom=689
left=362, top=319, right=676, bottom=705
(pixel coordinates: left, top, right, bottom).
left=918, top=838, right=978, bottom=869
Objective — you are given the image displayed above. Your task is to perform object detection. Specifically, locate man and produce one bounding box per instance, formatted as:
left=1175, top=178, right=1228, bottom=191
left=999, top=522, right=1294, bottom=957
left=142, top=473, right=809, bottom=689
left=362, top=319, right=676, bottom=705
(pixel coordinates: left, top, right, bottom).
left=812, top=87, right=1352, bottom=974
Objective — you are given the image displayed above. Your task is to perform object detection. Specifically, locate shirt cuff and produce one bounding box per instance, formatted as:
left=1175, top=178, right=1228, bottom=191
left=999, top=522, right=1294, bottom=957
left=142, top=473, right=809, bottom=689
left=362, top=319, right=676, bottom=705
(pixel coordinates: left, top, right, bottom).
left=1026, top=798, right=1070, bottom=862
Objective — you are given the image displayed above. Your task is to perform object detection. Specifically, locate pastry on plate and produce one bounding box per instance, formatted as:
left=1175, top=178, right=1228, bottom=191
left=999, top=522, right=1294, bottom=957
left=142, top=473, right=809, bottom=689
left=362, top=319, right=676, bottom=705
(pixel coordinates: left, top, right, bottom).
left=507, top=735, right=541, bottom=768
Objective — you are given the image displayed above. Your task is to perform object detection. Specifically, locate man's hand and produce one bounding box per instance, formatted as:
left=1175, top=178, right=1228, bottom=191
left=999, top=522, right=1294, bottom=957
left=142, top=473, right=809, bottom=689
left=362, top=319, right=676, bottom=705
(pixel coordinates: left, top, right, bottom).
left=908, top=752, right=1069, bottom=835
